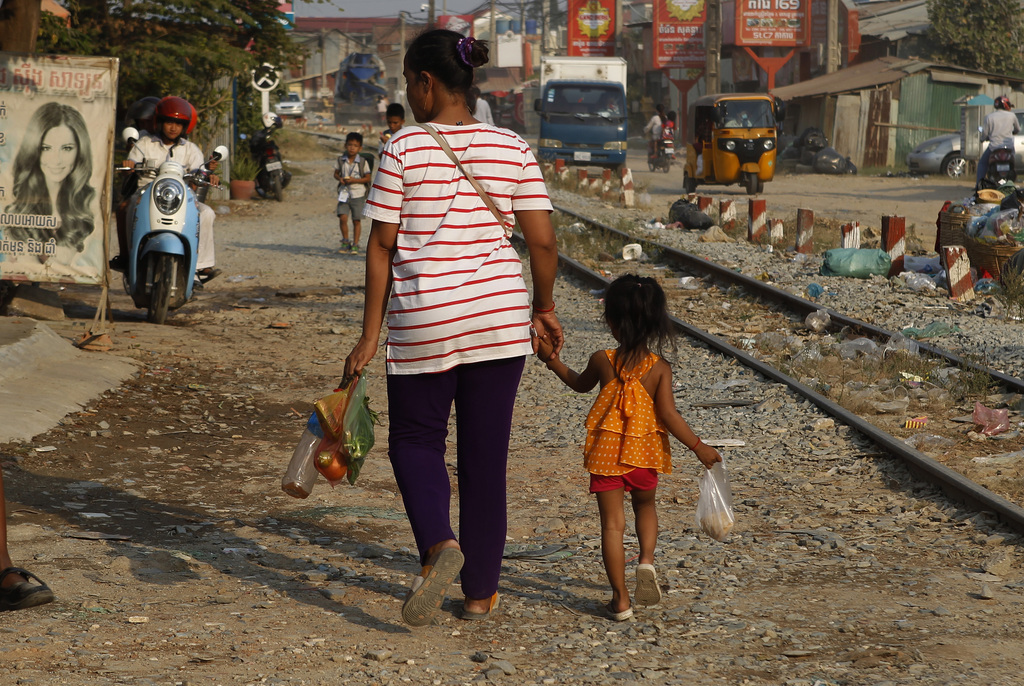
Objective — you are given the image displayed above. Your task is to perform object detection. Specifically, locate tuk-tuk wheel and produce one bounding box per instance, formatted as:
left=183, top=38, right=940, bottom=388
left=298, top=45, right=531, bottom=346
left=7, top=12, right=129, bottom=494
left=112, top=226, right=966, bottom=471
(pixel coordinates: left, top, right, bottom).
left=683, top=173, right=697, bottom=194
left=744, top=173, right=759, bottom=195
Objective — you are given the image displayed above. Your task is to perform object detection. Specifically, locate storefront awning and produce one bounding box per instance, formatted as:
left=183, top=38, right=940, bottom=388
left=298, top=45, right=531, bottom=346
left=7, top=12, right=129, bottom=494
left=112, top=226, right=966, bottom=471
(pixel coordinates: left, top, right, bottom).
left=476, top=68, right=521, bottom=96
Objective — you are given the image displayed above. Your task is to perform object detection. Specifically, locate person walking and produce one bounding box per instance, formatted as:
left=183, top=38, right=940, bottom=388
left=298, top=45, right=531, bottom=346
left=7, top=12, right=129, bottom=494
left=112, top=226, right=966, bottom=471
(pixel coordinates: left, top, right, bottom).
left=537, top=274, right=720, bottom=621
left=343, top=28, right=562, bottom=626
left=0, top=469, right=55, bottom=612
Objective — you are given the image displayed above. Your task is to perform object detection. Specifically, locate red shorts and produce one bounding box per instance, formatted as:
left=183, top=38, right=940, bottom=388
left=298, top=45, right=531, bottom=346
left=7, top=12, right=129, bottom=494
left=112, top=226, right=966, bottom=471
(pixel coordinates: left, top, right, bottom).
left=589, top=467, right=659, bottom=493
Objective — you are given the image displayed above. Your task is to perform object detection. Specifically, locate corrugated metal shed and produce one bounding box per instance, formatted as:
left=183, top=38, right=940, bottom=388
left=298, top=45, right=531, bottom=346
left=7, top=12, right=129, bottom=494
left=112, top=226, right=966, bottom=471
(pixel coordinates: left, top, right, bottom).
left=771, top=56, right=914, bottom=100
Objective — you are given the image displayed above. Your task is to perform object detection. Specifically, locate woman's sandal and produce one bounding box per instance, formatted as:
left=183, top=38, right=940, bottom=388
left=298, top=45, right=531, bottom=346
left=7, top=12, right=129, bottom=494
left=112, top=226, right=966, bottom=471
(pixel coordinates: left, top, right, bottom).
left=634, top=563, right=662, bottom=607
left=460, top=592, right=500, bottom=621
left=604, top=602, right=633, bottom=622
left=401, top=547, right=464, bottom=627
left=0, top=567, right=55, bottom=612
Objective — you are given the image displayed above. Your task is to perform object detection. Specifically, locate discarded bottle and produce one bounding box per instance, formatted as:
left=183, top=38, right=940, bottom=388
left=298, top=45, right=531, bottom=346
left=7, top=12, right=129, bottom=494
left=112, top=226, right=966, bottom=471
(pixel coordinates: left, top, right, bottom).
left=281, top=414, right=325, bottom=499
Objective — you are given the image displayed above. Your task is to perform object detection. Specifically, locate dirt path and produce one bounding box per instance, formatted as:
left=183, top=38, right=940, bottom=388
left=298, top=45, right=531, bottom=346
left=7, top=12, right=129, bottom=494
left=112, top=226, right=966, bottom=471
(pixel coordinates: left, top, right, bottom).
left=1, top=151, right=1019, bottom=684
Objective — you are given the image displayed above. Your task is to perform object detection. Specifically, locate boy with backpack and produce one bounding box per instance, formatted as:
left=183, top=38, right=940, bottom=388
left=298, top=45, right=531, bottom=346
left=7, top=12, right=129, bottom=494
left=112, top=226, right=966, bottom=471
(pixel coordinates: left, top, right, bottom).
left=334, top=132, right=372, bottom=254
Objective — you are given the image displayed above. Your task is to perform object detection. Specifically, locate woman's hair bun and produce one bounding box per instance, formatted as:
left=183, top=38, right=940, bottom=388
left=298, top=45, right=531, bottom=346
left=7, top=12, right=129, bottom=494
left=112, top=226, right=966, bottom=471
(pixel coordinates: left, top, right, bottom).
left=468, top=40, right=489, bottom=68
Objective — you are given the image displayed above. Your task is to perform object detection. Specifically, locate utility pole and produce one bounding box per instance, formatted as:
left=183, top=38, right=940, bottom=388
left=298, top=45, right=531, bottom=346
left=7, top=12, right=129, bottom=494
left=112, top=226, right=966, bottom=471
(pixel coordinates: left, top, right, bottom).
left=490, top=0, right=497, bottom=43
left=826, top=0, right=840, bottom=73
left=705, top=0, right=721, bottom=94
left=615, top=0, right=622, bottom=55
left=428, top=0, right=435, bottom=28
left=400, top=13, right=406, bottom=60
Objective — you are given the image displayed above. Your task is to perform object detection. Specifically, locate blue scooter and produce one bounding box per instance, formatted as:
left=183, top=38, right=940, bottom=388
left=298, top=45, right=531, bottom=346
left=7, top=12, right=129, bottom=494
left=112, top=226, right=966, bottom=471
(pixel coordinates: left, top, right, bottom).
left=119, top=127, right=226, bottom=324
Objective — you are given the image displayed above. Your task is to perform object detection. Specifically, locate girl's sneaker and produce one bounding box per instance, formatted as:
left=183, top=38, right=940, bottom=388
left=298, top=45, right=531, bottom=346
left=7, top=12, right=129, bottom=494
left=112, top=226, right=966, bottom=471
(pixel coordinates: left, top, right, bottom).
left=339, top=239, right=352, bottom=254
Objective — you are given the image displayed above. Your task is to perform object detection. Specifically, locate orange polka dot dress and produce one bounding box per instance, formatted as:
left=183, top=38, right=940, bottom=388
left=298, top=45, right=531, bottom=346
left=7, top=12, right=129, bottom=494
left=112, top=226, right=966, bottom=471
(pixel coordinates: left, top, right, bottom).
left=584, top=350, right=672, bottom=476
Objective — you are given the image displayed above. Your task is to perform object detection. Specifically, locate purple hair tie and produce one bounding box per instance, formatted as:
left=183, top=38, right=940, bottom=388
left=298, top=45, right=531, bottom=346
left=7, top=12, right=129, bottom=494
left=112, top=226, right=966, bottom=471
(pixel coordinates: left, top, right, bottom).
left=456, top=36, right=475, bottom=67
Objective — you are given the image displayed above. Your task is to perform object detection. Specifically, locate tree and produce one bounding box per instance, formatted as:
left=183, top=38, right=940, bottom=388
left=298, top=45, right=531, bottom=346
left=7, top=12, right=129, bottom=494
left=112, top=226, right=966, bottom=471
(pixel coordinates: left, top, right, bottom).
left=926, top=0, right=1024, bottom=75
left=0, top=0, right=42, bottom=53
left=34, top=0, right=303, bottom=147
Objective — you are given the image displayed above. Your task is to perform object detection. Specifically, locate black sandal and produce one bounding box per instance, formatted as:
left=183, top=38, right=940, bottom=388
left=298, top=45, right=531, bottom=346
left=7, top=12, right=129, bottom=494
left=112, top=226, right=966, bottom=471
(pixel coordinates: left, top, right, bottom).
left=0, top=567, right=55, bottom=612
left=197, top=268, right=222, bottom=284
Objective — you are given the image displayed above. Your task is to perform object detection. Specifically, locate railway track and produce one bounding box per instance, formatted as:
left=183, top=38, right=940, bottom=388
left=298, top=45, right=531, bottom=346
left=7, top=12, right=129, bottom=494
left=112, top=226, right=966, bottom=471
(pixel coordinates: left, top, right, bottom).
left=516, top=204, right=1024, bottom=535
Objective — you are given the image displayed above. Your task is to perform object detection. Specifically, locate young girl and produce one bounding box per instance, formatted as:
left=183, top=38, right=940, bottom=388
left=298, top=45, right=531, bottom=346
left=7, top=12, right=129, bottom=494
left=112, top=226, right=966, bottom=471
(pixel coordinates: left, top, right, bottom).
left=538, top=274, right=721, bottom=620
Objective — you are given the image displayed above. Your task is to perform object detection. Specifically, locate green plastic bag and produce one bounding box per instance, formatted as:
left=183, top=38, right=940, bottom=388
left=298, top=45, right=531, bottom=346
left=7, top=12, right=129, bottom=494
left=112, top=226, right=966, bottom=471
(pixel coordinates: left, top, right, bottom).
left=901, top=321, right=961, bottom=340
left=819, top=248, right=891, bottom=278
left=341, top=374, right=378, bottom=485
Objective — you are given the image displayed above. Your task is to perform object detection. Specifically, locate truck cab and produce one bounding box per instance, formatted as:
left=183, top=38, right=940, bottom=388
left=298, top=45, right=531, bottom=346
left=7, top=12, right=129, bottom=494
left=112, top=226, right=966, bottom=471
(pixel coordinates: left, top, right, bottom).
left=533, top=57, right=628, bottom=168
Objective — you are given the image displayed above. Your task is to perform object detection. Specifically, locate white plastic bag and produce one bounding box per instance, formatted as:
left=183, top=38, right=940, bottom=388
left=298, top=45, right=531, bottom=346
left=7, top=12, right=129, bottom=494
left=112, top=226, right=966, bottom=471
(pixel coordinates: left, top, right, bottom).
left=695, top=459, right=735, bottom=542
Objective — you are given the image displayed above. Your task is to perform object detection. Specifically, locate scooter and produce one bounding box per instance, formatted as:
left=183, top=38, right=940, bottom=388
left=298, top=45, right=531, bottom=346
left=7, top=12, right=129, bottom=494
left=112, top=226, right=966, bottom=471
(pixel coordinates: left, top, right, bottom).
left=649, top=137, right=675, bottom=173
left=119, top=127, right=227, bottom=324
left=980, top=145, right=1016, bottom=190
left=249, top=113, right=291, bottom=201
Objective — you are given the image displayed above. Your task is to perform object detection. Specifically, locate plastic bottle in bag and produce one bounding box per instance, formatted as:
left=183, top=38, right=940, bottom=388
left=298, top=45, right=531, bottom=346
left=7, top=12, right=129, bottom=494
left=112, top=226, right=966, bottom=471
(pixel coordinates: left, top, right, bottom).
left=281, top=414, right=323, bottom=499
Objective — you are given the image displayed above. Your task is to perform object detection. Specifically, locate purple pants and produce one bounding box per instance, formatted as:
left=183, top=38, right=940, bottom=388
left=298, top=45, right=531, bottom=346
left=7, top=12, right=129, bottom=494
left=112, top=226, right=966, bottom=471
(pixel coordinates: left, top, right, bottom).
left=387, top=356, right=525, bottom=600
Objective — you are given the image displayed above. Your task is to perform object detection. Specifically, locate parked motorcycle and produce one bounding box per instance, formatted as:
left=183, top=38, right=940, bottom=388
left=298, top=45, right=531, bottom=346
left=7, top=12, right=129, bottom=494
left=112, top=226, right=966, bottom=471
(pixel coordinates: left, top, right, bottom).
left=980, top=145, right=1016, bottom=190
left=119, top=127, right=227, bottom=324
left=250, top=112, right=291, bottom=201
left=649, top=137, right=675, bottom=173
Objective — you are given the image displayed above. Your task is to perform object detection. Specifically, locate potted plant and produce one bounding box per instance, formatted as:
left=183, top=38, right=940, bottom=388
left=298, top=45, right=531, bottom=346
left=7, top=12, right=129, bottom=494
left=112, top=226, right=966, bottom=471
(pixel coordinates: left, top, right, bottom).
left=229, top=153, right=260, bottom=200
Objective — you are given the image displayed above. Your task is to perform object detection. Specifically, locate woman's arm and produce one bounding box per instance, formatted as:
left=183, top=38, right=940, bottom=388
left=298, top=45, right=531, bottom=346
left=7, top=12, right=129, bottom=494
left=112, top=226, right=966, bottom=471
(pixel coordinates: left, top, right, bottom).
left=344, top=219, right=398, bottom=379
left=651, top=361, right=721, bottom=469
left=516, top=208, right=563, bottom=356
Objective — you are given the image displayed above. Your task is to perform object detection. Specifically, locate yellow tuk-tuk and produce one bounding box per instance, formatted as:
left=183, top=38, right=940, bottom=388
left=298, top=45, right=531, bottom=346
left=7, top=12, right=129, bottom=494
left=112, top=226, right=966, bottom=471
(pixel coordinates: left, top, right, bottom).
left=683, top=94, right=783, bottom=195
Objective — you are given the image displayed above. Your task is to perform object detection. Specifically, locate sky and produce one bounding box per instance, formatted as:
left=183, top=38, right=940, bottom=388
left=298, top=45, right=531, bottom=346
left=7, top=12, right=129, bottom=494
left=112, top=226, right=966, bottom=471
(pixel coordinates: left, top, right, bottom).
left=295, top=0, right=488, bottom=19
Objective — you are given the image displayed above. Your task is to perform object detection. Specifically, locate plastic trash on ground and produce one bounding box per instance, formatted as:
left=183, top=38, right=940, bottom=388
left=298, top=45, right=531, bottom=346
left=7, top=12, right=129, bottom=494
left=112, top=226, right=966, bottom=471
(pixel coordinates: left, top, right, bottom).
left=679, top=276, right=700, bottom=290
left=901, top=321, right=960, bottom=340
left=804, top=309, right=831, bottom=332
left=903, top=254, right=942, bottom=274
left=973, top=402, right=1011, bottom=436
left=622, top=243, right=642, bottom=261
left=904, top=433, right=956, bottom=455
left=695, top=459, right=735, bottom=542
left=806, top=282, right=824, bottom=299
left=819, top=248, right=891, bottom=278
left=838, top=337, right=878, bottom=359
left=883, top=333, right=920, bottom=356
left=900, top=271, right=937, bottom=291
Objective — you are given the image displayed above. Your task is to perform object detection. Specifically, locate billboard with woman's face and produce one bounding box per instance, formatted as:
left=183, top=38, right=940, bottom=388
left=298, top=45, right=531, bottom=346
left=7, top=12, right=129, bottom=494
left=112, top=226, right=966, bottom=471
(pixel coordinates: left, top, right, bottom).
left=0, top=54, right=118, bottom=285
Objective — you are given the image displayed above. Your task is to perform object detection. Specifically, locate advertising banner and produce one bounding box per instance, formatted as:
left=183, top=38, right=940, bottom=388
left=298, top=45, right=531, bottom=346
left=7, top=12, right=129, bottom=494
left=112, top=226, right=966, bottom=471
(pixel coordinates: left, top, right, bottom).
left=567, top=0, right=616, bottom=57
left=438, top=15, right=474, bottom=37
left=735, top=0, right=811, bottom=47
left=0, top=53, right=118, bottom=285
left=653, top=0, right=706, bottom=70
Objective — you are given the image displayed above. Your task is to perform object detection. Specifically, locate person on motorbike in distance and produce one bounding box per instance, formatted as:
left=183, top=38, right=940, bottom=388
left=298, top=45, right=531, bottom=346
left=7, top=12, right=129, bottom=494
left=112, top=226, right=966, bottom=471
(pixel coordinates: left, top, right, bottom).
left=976, top=95, right=1020, bottom=191
left=111, top=96, right=221, bottom=286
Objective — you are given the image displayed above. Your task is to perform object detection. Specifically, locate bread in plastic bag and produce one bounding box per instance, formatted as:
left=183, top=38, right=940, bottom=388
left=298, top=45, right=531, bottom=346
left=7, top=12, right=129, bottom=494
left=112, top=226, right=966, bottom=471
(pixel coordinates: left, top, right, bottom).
left=695, top=459, right=735, bottom=541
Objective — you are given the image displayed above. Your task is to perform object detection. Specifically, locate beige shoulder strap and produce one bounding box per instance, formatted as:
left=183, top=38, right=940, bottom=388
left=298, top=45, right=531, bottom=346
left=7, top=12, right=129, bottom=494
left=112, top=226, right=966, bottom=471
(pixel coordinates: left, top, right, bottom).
left=417, top=124, right=512, bottom=237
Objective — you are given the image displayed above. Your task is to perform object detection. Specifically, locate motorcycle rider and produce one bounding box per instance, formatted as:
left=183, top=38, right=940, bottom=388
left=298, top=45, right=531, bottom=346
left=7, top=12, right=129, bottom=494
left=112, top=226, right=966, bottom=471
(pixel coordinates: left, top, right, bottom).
left=249, top=112, right=292, bottom=196
left=976, top=95, right=1020, bottom=190
left=111, top=96, right=221, bottom=286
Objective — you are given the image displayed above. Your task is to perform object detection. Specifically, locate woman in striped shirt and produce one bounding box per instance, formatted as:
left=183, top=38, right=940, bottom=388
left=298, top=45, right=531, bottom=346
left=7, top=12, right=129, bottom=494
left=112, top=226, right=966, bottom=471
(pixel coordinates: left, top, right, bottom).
left=343, top=29, right=563, bottom=626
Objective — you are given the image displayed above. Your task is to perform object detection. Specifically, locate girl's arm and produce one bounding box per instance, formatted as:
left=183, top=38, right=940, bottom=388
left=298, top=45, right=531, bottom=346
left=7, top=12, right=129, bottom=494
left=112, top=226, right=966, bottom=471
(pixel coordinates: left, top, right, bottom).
left=538, top=343, right=601, bottom=393
left=651, top=360, right=721, bottom=469
left=343, top=219, right=397, bottom=379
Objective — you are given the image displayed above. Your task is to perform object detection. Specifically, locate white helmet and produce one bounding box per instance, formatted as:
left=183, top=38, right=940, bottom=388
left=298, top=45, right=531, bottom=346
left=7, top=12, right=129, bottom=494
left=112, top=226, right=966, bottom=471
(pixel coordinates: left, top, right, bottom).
left=262, top=112, right=281, bottom=128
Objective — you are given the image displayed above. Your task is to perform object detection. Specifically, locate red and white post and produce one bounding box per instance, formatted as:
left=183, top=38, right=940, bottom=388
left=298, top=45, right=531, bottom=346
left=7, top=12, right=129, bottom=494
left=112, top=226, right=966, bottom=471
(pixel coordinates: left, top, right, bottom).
left=748, top=198, right=767, bottom=243
left=719, top=200, right=736, bottom=233
left=943, top=245, right=975, bottom=302
left=840, top=222, right=861, bottom=249
left=795, top=209, right=814, bottom=254
left=769, top=218, right=784, bottom=244
left=697, top=195, right=715, bottom=222
left=620, top=166, right=634, bottom=208
left=882, top=215, right=906, bottom=277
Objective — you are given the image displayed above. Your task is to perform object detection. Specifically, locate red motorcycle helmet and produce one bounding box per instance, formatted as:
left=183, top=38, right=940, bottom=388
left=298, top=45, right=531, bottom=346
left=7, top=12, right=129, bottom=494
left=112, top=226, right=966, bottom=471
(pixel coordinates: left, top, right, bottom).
left=995, top=95, right=1012, bottom=111
left=156, top=96, right=197, bottom=134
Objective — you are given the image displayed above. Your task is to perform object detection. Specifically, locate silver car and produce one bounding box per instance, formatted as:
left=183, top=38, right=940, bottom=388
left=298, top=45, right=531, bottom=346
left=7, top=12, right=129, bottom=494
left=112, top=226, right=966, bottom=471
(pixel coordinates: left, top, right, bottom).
left=274, top=92, right=305, bottom=118
left=906, top=133, right=965, bottom=178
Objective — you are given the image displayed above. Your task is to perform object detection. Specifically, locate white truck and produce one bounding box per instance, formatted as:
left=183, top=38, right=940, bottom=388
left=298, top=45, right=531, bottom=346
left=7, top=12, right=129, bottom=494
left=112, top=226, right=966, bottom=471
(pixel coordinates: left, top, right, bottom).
left=534, top=56, right=628, bottom=167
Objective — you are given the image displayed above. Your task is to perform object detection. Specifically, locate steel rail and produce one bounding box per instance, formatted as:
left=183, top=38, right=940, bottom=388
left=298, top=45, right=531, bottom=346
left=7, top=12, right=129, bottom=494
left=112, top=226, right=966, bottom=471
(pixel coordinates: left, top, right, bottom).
left=512, top=209, right=1024, bottom=534
left=553, top=203, right=1024, bottom=396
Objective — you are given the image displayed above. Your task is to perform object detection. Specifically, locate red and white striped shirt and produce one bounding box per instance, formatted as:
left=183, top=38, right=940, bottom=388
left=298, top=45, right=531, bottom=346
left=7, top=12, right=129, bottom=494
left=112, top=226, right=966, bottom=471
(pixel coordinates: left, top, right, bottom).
left=364, top=123, right=553, bottom=375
